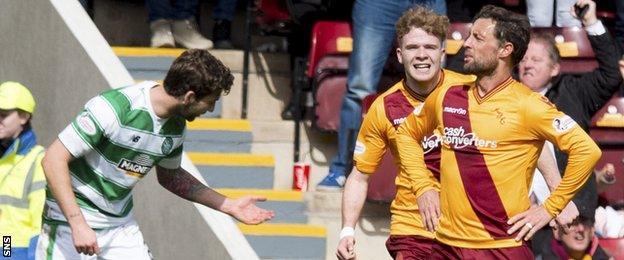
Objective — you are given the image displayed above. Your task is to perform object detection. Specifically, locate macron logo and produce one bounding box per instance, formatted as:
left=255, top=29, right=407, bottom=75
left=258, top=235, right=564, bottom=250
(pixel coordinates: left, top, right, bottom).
left=443, top=106, right=467, bottom=115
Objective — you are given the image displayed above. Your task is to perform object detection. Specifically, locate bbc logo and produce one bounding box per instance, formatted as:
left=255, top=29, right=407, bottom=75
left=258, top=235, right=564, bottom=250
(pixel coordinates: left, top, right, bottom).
left=2, top=236, right=10, bottom=257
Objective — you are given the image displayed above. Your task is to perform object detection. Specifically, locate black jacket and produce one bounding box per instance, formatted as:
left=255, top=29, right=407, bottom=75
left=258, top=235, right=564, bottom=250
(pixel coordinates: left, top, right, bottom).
left=544, top=31, right=622, bottom=219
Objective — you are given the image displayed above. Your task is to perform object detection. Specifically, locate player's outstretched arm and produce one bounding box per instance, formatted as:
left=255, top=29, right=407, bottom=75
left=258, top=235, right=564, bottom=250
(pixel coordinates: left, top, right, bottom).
left=42, top=139, right=100, bottom=255
left=156, top=166, right=274, bottom=224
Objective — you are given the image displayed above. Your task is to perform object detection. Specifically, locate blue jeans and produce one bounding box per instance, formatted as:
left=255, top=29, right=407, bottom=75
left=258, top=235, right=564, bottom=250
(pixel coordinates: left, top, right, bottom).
left=146, top=0, right=199, bottom=22
left=327, top=0, right=446, bottom=177
left=213, top=0, right=238, bottom=21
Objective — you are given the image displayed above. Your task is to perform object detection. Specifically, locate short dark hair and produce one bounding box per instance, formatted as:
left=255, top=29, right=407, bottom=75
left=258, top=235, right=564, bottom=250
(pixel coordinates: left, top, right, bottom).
left=473, top=5, right=531, bottom=66
left=396, top=6, right=449, bottom=44
left=530, top=32, right=561, bottom=64
left=163, top=49, right=234, bottom=99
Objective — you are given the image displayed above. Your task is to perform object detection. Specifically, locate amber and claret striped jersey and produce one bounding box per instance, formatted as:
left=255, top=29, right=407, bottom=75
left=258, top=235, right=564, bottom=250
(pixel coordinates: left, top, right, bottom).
left=353, top=69, right=475, bottom=238
left=397, top=77, right=601, bottom=249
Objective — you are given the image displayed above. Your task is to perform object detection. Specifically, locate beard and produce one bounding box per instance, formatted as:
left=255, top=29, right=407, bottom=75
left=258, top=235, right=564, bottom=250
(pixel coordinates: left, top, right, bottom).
left=463, top=56, right=497, bottom=76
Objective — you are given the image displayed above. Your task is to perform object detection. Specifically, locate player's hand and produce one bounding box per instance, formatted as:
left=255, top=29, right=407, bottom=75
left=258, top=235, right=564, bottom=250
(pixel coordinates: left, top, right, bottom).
left=71, top=223, right=100, bottom=255
left=336, top=236, right=356, bottom=260
left=549, top=201, right=579, bottom=234
left=507, top=205, right=553, bottom=241
left=224, top=196, right=275, bottom=225
left=417, top=189, right=440, bottom=232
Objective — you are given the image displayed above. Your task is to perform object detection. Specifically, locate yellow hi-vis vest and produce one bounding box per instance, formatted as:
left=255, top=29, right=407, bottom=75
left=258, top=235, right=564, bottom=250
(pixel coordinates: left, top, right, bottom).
left=0, top=143, right=45, bottom=248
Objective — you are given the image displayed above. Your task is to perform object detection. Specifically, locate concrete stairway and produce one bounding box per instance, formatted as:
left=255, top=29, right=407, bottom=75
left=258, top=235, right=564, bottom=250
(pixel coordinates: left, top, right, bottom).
left=114, top=47, right=326, bottom=260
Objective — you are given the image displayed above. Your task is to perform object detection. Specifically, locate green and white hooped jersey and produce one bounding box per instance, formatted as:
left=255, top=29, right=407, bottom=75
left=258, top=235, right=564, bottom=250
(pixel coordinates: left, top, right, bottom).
left=44, top=81, right=186, bottom=229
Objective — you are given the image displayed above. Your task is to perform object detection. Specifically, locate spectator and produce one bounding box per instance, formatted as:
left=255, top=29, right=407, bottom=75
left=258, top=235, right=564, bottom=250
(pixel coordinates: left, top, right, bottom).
left=537, top=215, right=611, bottom=259
left=146, top=0, right=213, bottom=49
left=0, top=82, right=45, bottom=259
left=526, top=0, right=580, bottom=27
left=317, top=0, right=446, bottom=190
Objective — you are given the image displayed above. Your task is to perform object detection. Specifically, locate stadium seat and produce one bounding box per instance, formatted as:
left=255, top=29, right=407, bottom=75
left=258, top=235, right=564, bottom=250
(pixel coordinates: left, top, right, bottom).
left=590, top=95, right=624, bottom=206
left=254, top=0, right=293, bottom=34
left=313, top=55, right=349, bottom=131
left=306, top=21, right=352, bottom=78
left=446, top=22, right=471, bottom=55
left=598, top=238, right=624, bottom=259
left=531, top=27, right=598, bottom=73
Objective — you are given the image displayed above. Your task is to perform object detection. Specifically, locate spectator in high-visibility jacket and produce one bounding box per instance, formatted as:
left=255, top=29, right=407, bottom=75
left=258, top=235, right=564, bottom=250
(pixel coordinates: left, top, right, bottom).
left=0, top=81, right=45, bottom=259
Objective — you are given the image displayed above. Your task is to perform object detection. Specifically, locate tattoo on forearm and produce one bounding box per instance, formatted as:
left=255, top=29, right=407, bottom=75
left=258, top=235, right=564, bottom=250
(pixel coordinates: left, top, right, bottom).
left=68, top=211, right=82, bottom=220
left=158, top=167, right=208, bottom=200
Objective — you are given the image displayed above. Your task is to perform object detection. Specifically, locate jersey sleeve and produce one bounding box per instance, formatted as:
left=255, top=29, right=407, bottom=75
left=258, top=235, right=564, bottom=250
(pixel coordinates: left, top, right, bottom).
left=353, top=100, right=389, bottom=174
left=396, top=88, right=442, bottom=197
left=524, top=95, right=602, bottom=216
left=158, top=144, right=183, bottom=169
left=58, top=95, right=117, bottom=158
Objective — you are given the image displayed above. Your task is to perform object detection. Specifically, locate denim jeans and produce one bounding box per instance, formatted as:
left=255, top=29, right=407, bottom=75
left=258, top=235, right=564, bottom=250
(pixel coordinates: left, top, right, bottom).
left=146, top=0, right=198, bottom=22
left=327, top=0, right=446, bottom=177
left=526, top=0, right=580, bottom=27
left=213, top=0, right=238, bottom=21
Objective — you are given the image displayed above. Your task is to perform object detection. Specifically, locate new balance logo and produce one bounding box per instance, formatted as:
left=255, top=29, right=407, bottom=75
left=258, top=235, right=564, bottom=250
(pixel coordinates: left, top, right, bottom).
left=443, top=106, right=467, bottom=115
left=118, top=158, right=152, bottom=175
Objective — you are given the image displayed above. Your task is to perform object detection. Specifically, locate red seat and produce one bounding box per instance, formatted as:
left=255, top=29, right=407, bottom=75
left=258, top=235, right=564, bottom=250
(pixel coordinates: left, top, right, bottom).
left=590, top=96, right=624, bottom=206
left=598, top=238, right=624, bottom=259
left=306, top=21, right=352, bottom=78
left=313, top=55, right=349, bottom=131
left=445, top=22, right=471, bottom=55
left=255, top=0, right=293, bottom=34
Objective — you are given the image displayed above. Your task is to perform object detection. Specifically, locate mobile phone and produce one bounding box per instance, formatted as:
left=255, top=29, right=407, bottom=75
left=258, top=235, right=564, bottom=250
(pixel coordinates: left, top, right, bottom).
left=574, top=4, right=589, bottom=19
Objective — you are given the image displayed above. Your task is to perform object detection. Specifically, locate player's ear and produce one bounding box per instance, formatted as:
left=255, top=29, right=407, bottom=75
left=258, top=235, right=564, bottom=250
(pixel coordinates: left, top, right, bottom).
left=182, top=91, right=196, bottom=105
left=498, top=42, right=514, bottom=59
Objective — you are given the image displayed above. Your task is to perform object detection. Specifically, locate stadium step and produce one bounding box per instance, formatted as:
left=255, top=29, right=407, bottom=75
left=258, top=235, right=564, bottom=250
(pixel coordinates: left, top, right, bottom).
left=188, top=152, right=274, bottom=189
left=185, top=118, right=252, bottom=153
left=113, top=46, right=292, bottom=121
left=238, top=223, right=327, bottom=260
left=115, top=47, right=326, bottom=260
left=217, top=189, right=308, bottom=224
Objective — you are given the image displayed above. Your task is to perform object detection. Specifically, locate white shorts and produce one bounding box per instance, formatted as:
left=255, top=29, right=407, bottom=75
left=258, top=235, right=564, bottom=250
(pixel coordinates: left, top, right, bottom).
left=35, top=220, right=151, bottom=260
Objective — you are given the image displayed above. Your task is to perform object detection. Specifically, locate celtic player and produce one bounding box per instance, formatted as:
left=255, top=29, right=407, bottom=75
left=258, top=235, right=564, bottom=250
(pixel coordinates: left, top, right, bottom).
left=36, top=49, right=274, bottom=259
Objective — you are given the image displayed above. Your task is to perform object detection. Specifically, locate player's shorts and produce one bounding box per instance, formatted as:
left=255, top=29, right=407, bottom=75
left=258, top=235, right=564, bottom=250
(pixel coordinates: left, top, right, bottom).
left=385, top=235, right=435, bottom=259
left=35, top=220, right=151, bottom=260
left=429, top=241, right=534, bottom=260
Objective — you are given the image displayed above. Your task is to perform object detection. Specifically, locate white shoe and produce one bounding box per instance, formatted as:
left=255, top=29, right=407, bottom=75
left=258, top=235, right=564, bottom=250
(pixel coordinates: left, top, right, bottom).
left=171, top=18, right=213, bottom=49
left=150, top=19, right=175, bottom=48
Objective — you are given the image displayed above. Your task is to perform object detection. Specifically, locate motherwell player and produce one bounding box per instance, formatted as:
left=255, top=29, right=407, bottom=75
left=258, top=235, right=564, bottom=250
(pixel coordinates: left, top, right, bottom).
left=336, top=7, right=473, bottom=260
left=397, top=5, right=601, bottom=259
